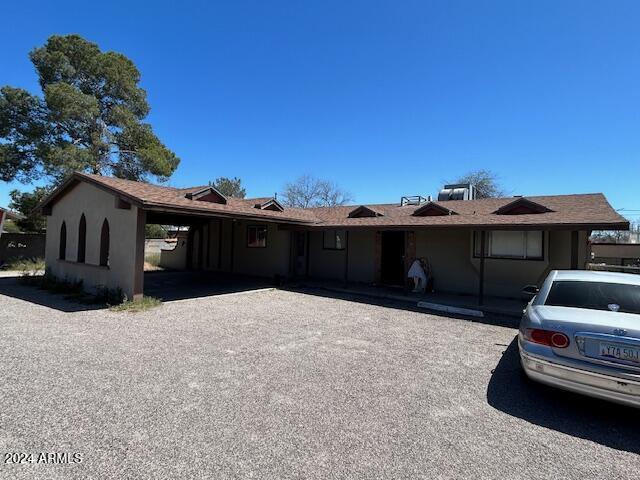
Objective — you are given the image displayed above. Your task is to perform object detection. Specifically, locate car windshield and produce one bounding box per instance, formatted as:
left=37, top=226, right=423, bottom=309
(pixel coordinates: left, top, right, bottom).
left=545, top=280, right=640, bottom=314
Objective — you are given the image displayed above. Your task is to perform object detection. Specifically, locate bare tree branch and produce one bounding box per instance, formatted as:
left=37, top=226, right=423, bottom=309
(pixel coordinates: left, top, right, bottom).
left=281, top=175, right=353, bottom=208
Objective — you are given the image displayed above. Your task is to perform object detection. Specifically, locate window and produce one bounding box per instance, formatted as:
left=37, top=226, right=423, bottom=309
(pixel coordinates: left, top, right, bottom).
left=545, top=281, right=640, bottom=314
left=323, top=229, right=346, bottom=250
left=473, top=231, right=543, bottom=260
left=77, top=214, right=87, bottom=263
left=99, top=219, right=110, bottom=267
left=59, top=222, right=67, bottom=260
left=247, top=225, right=267, bottom=248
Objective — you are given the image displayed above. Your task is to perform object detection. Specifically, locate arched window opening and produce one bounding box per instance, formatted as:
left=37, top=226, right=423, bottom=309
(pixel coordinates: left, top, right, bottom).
left=59, top=222, right=67, bottom=260
left=77, top=214, right=86, bottom=263
left=99, top=219, right=110, bottom=267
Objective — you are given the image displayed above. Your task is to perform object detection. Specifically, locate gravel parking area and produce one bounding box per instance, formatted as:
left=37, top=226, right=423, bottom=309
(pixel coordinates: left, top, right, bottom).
left=0, top=276, right=638, bottom=479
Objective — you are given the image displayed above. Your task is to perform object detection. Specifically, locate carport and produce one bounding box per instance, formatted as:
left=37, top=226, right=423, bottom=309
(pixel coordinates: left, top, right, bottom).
left=39, top=173, right=312, bottom=300
left=143, top=270, right=274, bottom=302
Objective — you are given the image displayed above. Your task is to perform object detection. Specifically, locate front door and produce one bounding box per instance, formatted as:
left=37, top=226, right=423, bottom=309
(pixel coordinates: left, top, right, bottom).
left=381, top=231, right=405, bottom=286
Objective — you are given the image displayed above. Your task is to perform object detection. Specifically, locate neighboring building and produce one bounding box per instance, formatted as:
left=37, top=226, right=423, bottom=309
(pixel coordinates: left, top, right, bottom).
left=591, top=243, right=640, bottom=267
left=39, top=173, right=628, bottom=300
left=0, top=207, right=44, bottom=267
left=0, top=207, right=23, bottom=235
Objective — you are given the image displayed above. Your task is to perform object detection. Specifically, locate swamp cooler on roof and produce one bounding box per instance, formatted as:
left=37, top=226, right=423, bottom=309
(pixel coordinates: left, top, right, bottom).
left=437, top=184, right=477, bottom=201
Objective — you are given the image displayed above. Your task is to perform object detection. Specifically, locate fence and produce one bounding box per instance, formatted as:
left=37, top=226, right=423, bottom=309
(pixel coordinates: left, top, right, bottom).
left=0, top=233, right=46, bottom=266
left=587, top=263, right=640, bottom=275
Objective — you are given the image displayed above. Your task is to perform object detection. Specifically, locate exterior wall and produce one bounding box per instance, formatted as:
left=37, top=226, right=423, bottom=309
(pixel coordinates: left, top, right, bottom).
left=347, top=230, right=376, bottom=283
left=413, top=229, right=588, bottom=298
left=307, top=228, right=589, bottom=298
left=159, top=238, right=188, bottom=270
left=469, top=233, right=551, bottom=298
left=231, top=221, right=290, bottom=277
left=308, top=231, right=345, bottom=280
left=194, top=218, right=233, bottom=272
left=307, top=230, right=376, bottom=283
left=218, top=219, right=233, bottom=271
left=186, top=219, right=291, bottom=278
left=416, top=229, right=478, bottom=295
left=45, top=182, right=141, bottom=298
left=305, top=228, right=589, bottom=297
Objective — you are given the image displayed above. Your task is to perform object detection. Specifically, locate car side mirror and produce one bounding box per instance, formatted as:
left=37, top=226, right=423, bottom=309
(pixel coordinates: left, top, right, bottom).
left=521, top=285, right=539, bottom=300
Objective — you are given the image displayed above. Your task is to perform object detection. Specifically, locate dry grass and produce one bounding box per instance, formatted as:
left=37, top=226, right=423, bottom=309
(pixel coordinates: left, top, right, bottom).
left=109, top=296, right=162, bottom=313
left=144, top=252, right=163, bottom=271
left=3, top=257, right=45, bottom=274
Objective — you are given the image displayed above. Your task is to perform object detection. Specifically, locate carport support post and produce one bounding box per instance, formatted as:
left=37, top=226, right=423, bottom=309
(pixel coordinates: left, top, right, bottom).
left=478, top=230, right=485, bottom=306
left=133, top=209, right=146, bottom=300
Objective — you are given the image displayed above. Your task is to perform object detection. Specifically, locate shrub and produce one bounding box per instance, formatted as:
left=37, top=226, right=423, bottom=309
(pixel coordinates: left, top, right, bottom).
left=19, top=269, right=161, bottom=311
left=94, top=285, right=125, bottom=305
left=3, top=257, right=45, bottom=273
left=109, top=296, right=162, bottom=313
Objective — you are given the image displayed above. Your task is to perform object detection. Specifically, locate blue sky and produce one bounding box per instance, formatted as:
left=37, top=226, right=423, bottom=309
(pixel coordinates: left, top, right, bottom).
left=1, top=0, right=639, bottom=222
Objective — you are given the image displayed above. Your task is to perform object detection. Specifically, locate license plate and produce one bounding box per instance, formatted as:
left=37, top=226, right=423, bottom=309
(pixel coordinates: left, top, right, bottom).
left=599, top=343, right=640, bottom=363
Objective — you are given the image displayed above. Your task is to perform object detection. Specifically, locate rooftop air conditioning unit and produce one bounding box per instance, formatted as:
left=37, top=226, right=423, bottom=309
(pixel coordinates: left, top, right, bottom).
left=437, top=184, right=476, bottom=201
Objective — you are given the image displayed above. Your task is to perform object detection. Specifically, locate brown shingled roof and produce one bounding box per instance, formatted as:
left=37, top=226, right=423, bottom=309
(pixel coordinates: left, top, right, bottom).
left=41, top=173, right=628, bottom=231
left=41, top=173, right=316, bottom=224
left=308, top=194, right=628, bottom=230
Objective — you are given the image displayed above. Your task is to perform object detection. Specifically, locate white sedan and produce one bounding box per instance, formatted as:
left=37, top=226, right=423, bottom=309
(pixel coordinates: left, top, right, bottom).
left=519, top=270, right=640, bottom=407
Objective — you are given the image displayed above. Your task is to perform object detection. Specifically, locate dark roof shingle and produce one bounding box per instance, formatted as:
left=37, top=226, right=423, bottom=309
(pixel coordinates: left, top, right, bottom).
left=42, top=173, right=629, bottom=230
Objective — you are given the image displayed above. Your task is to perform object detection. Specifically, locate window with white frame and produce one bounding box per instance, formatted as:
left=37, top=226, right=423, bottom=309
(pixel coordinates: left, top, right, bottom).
left=473, top=231, right=543, bottom=260
left=323, top=229, right=346, bottom=250
left=247, top=225, right=267, bottom=248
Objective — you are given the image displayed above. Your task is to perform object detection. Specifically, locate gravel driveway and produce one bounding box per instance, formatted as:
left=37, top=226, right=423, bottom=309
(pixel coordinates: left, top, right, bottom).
left=0, top=276, right=638, bottom=479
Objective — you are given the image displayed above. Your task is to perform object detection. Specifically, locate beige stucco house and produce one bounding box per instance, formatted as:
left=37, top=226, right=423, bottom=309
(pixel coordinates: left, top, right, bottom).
left=40, top=173, right=628, bottom=301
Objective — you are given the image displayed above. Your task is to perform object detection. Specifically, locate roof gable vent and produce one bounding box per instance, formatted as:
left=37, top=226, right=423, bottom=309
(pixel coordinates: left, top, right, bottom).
left=348, top=205, right=384, bottom=218
left=413, top=202, right=457, bottom=217
left=254, top=198, right=284, bottom=212
left=493, top=197, right=553, bottom=215
left=185, top=187, right=227, bottom=204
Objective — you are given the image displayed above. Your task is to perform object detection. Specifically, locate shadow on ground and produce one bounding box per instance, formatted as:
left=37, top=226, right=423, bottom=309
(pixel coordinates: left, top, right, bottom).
left=0, top=271, right=275, bottom=312
left=488, top=336, right=640, bottom=454
left=0, top=276, right=103, bottom=313
left=144, top=270, right=275, bottom=302
left=286, top=285, right=520, bottom=329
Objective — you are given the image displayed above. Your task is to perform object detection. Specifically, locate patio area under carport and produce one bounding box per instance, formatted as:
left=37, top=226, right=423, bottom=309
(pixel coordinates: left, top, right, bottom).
left=143, top=270, right=276, bottom=302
